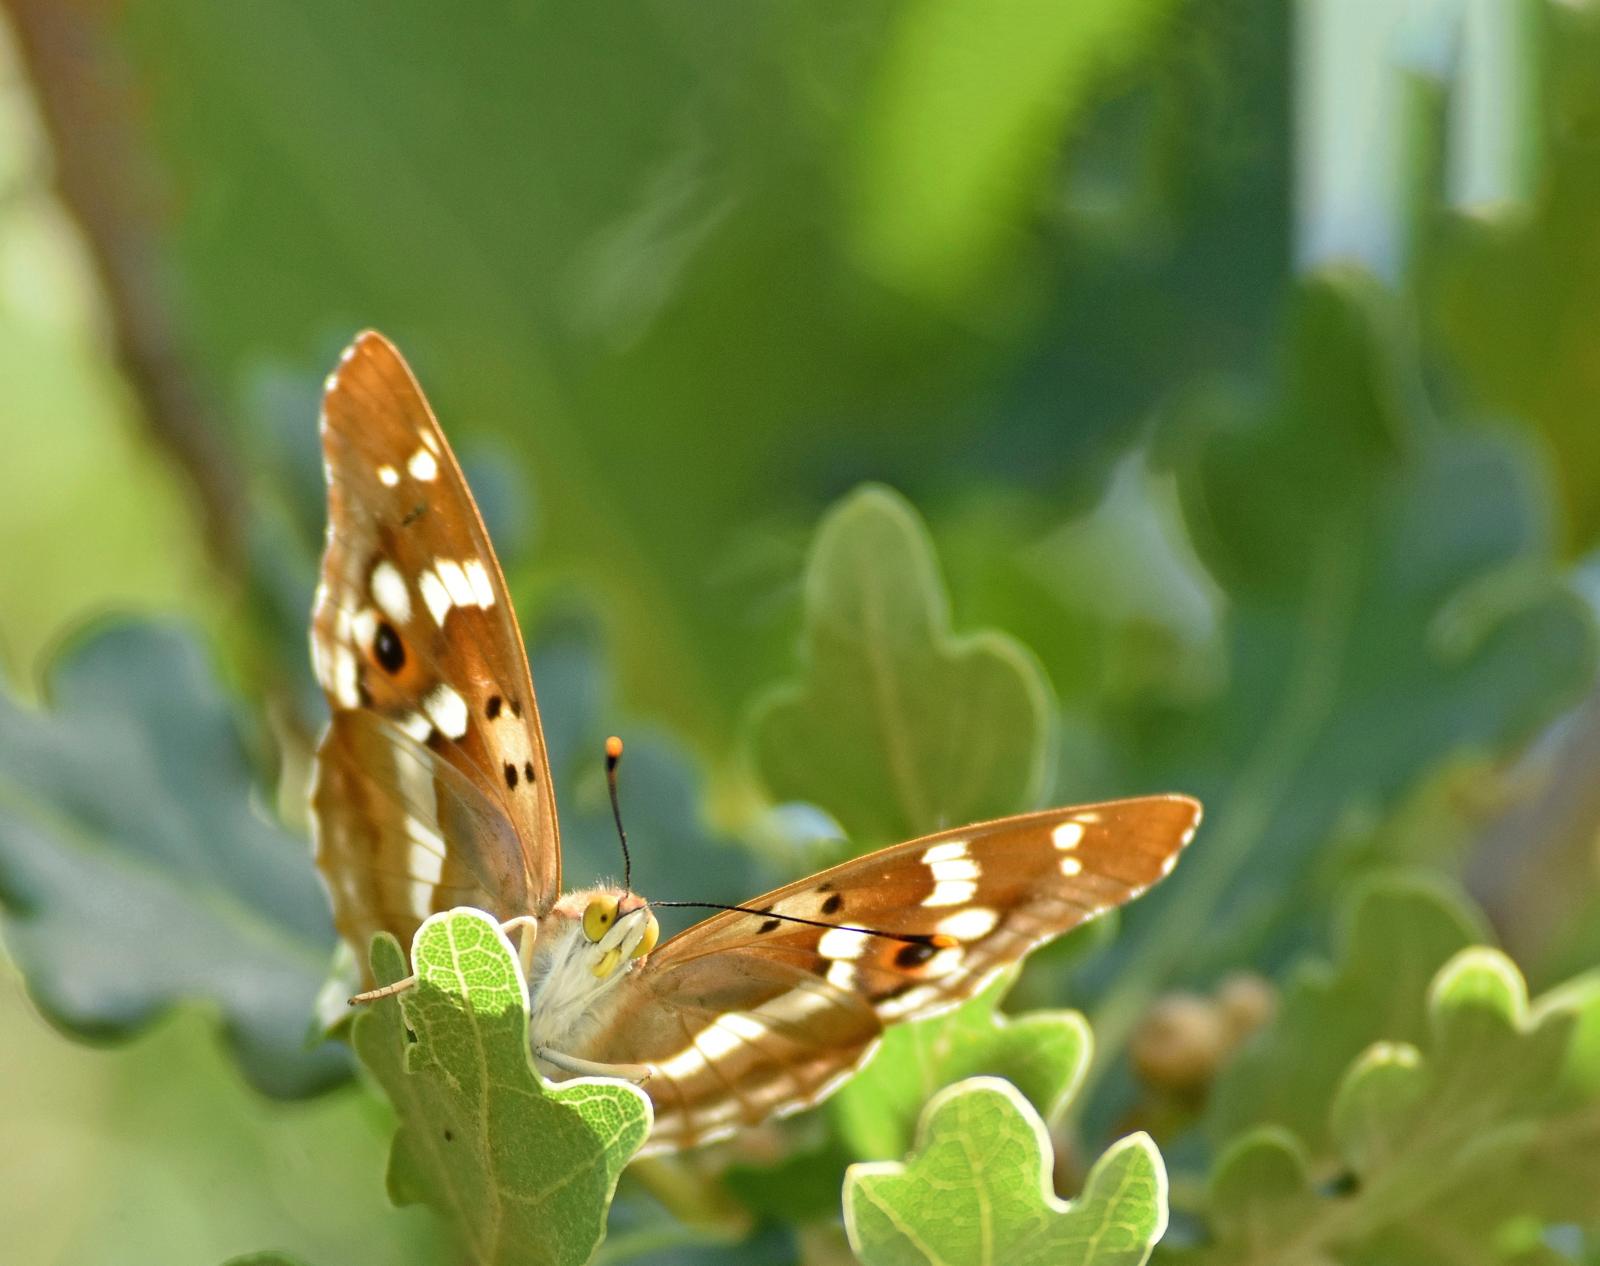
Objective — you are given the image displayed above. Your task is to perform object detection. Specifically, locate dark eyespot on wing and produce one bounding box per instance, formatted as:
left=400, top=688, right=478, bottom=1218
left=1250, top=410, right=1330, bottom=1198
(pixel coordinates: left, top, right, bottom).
left=504, top=763, right=518, bottom=789
left=821, top=893, right=843, bottom=915
left=486, top=695, right=502, bottom=719
left=374, top=622, right=406, bottom=673
left=523, top=761, right=535, bottom=784
left=895, top=941, right=935, bottom=968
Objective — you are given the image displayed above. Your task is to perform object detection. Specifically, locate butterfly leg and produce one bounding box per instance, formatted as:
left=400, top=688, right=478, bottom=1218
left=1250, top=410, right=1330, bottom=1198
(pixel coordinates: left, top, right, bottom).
left=348, top=974, right=417, bottom=1005
left=535, top=1046, right=652, bottom=1084
left=500, top=915, right=540, bottom=981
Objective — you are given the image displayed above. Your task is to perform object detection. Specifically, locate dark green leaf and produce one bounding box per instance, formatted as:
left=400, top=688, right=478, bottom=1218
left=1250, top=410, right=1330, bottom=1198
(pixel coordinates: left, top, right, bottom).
left=0, top=622, right=343, bottom=1096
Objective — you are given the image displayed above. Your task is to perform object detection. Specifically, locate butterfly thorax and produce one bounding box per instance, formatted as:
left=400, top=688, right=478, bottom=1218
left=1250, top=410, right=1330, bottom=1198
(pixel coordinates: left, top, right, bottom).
left=526, top=887, right=657, bottom=1071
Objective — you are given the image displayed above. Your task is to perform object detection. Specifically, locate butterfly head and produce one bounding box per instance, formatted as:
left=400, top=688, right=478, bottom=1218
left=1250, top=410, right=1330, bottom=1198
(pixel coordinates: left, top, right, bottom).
left=556, top=887, right=660, bottom=981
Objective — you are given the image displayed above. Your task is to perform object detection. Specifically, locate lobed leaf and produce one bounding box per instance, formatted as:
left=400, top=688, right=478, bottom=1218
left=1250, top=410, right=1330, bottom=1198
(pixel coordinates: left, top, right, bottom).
left=0, top=621, right=344, bottom=1096
left=845, top=1076, right=1167, bottom=1266
left=749, top=485, right=1054, bottom=847
left=1183, top=946, right=1600, bottom=1264
left=352, top=908, right=651, bottom=1266
left=1205, top=871, right=1487, bottom=1152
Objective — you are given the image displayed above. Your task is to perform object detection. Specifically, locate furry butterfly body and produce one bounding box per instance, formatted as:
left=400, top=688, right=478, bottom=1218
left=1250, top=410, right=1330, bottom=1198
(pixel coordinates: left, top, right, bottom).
left=309, top=331, right=1200, bottom=1153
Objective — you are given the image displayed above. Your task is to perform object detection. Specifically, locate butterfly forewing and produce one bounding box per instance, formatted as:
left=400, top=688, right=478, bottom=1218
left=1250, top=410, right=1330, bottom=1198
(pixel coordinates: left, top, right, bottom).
left=310, top=332, right=558, bottom=966
left=580, top=794, right=1200, bottom=1152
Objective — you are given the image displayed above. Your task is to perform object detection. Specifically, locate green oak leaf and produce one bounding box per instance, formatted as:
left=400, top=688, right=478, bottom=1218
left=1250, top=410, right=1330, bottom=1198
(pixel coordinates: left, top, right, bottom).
left=845, top=1077, right=1167, bottom=1266
left=749, top=485, right=1054, bottom=847
left=1184, top=949, right=1600, bottom=1266
left=353, top=908, right=651, bottom=1266
left=835, top=969, right=1090, bottom=1160
left=0, top=621, right=344, bottom=1096
left=1205, top=871, right=1488, bottom=1153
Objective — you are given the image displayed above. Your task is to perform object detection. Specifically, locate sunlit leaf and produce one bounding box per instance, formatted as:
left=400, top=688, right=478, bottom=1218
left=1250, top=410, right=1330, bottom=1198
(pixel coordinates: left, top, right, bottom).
left=845, top=1077, right=1167, bottom=1266
left=353, top=909, right=650, bottom=1266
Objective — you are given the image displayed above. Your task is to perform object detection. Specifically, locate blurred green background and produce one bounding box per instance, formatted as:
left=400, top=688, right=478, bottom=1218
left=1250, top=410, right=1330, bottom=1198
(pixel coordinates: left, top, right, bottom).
left=4, top=0, right=1600, bottom=1262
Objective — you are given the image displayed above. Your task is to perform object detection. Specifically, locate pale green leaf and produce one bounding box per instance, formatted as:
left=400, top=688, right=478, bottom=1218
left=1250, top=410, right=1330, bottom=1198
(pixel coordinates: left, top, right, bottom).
left=834, top=969, right=1090, bottom=1160
left=845, top=1077, right=1167, bottom=1266
left=749, top=485, right=1053, bottom=846
left=353, top=908, right=651, bottom=1266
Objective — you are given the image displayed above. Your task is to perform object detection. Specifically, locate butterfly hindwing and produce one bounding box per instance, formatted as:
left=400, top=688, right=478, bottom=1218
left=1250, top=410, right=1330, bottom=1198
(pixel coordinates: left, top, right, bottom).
left=579, top=795, right=1200, bottom=1151
left=310, top=332, right=559, bottom=965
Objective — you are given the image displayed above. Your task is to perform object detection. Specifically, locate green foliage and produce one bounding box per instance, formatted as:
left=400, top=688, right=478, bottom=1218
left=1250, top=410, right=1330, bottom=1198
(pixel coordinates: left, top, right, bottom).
left=750, top=486, right=1053, bottom=846
left=0, top=623, right=342, bottom=1096
left=1076, top=276, right=1596, bottom=1092
left=6, top=2, right=1600, bottom=1262
left=845, top=1077, right=1167, bottom=1266
left=1179, top=946, right=1600, bottom=1265
left=835, top=969, right=1089, bottom=1160
left=353, top=909, right=650, bottom=1266
left=1205, top=873, right=1490, bottom=1149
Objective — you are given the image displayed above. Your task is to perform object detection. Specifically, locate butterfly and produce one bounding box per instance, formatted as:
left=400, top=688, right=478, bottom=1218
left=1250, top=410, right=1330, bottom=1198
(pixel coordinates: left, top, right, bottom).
left=308, top=331, right=1201, bottom=1155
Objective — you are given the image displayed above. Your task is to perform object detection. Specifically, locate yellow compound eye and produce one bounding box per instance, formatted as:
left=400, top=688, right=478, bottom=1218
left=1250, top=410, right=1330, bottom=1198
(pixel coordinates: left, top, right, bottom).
left=630, top=912, right=660, bottom=961
left=582, top=896, right=618, bottom=943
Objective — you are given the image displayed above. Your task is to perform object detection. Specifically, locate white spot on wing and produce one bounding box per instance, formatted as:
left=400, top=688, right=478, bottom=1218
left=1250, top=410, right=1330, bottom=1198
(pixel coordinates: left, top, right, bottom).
left=826, top=961, right=857, bottom=990
left=818, top=928, right=872, bottom=961
left=654, top=1045, right=709, bottom=1079
left=398, top=711, right=433, bottom=742
left=1060, top=856, right=1084, bottom=877
left=877, top=984, right=940, bottom=1019
left=377, top=464, right=399, bottom=487
left=419, top=569, right=452, bottom=625
left=371, top=562, right=412, bottom=624
left=924, top=879, right=977, bottom=907
left=922, top=946, right=964, bottom=977
left=930, top=857, right=980, bottom=883
left=464, top=559, right=496, bottom=608
left=332, top=646, right=360, bottom=708
left=436, top=559, right=475, bottom=608
left=351, top=608, right=378, bottom=651
left=936, top=908, right=998, bottom=941
left=717, top=1013, right=769, bottom=1042
left=922, top=841, right=969, bottom=864
left=424, top=684, right=470, bottom=740
left=762, top=989, right=838, bottom=1026
left=408, top=447, right=439, bottom=481
left=1052, top=821, right=1085, bottom=851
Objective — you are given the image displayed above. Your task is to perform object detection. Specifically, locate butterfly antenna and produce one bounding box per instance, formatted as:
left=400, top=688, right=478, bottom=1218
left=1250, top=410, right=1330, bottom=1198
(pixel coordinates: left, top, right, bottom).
left=652, top=900, right=956, bottom=949
left=605, top=735, right=632, bottom=893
